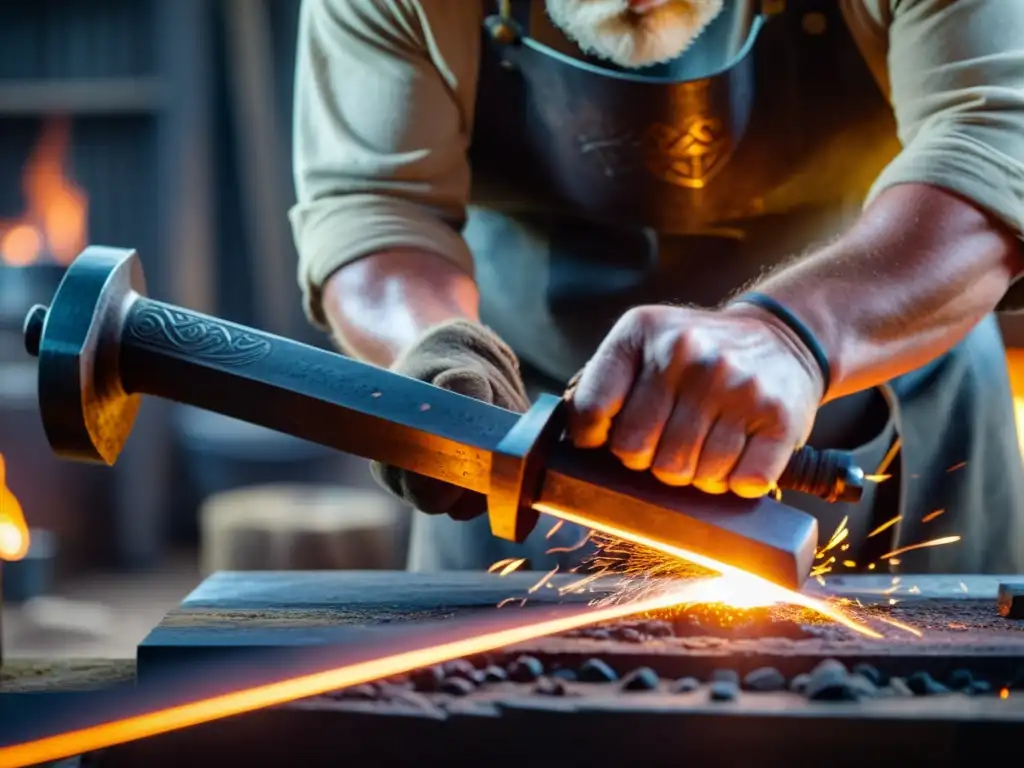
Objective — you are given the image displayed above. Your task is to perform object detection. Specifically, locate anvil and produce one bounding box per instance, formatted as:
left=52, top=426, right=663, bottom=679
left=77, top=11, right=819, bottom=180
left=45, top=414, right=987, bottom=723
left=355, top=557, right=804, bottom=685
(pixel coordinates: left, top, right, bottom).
left=22, top=247, right=865, bottom=590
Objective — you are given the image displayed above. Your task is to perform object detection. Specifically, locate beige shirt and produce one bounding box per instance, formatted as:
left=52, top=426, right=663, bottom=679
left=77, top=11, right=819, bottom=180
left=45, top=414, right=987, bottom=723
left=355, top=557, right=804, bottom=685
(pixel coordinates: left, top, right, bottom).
left=290, top=0, right=1024, bottom=329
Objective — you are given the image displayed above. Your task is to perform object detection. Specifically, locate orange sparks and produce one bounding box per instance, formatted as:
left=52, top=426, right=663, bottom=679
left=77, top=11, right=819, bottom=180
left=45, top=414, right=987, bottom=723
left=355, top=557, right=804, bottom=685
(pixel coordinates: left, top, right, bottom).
left=880, top=536, right=961, bottom=561
left=496, top=597, right=526, bottom=608
left=874, top=438, right=901, bottom=477
left=0, top=585, right=722, bottom=767
left=545, top=520, right=564, bottom=539
left=864, top=474, right=891, bottom=483
left=488, top=558, right=527, bottom=576
left=823, top=516, right=849, bottom=552
left=867, top=515, right=901, bottom=538
left=546, top=530, right=592, bottom=554
left=875, top=615, right=923, bottom=638
left=534, top=504, right=882, bottom=638
left=946, top=462, right=966, bottom=473
left=557, top=571, right=607, bottom=596
left=527, top=566, right=559, bottom=594
left=920, top=509, right=945, bottom=523
left=1001, top=688, right=1010, bottom=700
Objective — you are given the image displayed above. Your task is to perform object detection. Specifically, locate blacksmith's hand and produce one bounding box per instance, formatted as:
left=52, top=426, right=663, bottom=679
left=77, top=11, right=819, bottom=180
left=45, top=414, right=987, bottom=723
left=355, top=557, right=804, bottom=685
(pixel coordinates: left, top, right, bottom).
left=371, top=320, right=531, bottom=520
left=565, top=305, right=825, bottom=498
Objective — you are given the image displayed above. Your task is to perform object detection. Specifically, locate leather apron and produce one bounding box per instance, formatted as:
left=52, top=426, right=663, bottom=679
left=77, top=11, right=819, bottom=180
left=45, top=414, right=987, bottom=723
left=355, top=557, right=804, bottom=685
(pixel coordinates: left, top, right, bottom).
left=407, top=0, right=1024, bottom=576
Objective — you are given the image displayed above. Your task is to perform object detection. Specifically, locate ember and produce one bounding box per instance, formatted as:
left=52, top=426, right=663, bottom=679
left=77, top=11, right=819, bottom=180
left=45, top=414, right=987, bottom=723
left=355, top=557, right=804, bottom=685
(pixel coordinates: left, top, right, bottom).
left=0, top=454, right=29, bottom=562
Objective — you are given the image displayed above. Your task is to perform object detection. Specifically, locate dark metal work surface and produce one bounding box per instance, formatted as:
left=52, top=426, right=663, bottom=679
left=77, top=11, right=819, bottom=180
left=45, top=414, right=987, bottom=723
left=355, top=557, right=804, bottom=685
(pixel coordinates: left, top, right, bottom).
left=137, top=571, right=1024, bottom=681
left=92, top=692, right=1023, bottom=768
left=90, top=570, right=1024, bottom=768
left=26, top=248, right=869, bottom=587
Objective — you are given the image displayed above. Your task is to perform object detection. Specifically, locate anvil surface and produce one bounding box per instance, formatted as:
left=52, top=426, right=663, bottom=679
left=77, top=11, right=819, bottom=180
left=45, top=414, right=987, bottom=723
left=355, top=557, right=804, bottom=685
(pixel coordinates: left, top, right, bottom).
left=138, top=572, right=1024, bottom=682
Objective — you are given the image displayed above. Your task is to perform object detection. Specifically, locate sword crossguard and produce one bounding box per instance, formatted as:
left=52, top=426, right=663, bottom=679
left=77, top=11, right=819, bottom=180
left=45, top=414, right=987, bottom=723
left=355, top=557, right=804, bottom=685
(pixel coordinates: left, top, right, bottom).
left=487, top=394, right=566, bottom=543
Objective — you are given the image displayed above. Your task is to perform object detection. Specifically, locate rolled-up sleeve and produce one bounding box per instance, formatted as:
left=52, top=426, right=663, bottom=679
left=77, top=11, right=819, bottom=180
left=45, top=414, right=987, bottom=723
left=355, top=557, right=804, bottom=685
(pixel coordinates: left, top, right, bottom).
left=865, top=0, right=1024, bottom=241
left=290, top=0, right=482, bottom=327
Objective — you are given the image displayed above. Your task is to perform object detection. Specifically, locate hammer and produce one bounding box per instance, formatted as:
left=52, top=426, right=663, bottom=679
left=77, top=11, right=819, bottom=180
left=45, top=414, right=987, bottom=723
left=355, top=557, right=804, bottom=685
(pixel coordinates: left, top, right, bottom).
left=23, top=247, right=864, bottom=590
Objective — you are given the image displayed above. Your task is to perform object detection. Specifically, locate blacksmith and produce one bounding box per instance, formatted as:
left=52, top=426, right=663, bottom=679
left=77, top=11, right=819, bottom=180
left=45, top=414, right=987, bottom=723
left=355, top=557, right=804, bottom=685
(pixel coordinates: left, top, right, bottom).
left=289, top=0, right=1024, bottom=574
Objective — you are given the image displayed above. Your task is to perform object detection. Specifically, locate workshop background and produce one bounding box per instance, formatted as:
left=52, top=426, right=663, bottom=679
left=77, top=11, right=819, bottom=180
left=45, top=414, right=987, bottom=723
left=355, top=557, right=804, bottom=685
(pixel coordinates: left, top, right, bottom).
left=0, top=0, right=409, bottom=660
left=2, top=0, right=1024, bottom=663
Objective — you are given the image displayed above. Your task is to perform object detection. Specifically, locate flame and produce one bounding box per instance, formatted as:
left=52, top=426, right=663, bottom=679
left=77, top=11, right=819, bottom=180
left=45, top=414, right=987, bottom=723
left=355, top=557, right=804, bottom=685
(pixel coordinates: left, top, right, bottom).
left=0, top=582, right=729, bottom=767
left=0, top=118, right=88, bottom=267
left=0, top=454, right=30, bottom=561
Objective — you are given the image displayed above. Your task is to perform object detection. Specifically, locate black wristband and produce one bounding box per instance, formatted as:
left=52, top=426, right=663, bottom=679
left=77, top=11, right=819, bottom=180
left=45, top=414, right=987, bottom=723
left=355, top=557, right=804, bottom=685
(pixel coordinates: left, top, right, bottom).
left=729, top=291, right=831, bottom=396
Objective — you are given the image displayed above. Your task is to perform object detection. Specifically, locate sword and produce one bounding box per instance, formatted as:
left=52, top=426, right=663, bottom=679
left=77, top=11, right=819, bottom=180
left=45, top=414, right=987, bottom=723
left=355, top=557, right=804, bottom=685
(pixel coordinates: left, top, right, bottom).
left=22, top=247, right=864, bottom=590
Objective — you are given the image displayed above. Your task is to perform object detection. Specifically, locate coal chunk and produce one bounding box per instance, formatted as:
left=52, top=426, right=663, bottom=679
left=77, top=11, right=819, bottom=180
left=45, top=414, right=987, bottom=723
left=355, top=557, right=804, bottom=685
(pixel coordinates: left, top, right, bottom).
left=410, top=666, right=445, bottom=693
left=672, top=676, right=700, bottom=693
left=947, top=669, right=974, bottom=691
left=887, top=677, right=914, bottom=697
left=852, top=663, right=883, bottom=686
left=483, top=665, right=508, bottom=683
left=533, top=676, right=569, bottom=696
left=810, top=659, right=848, bottom=678
left=743, top=667, right=786, bottom=692
left=617, top=627, right=643, bottom=643
left=338, top=684, right=378, bottom=701
left=641, top=620, right=673, bottom=638
left=906, top=671, right=949, bottom=696
left=789, top=674, right=811, bottom=694
left=805, top=666, right=858, bottom=702
left=578, top=658, right=618, bottom=683
left=712, top=669, right=740, bottom=686
left=552, top=668, right=577, bottom=682
left=620, top=667, right=660, bottom=692
left=585, top=628, right=612, bottom=640
left=709, top=681, right=739, bottom=701
left=848, top=674, right=879, bottom=699
left=440, top=677, right=476, bottom=696
left=443, top=659, right=478, bottom=681
left=507, top=655, right=545, bottom=682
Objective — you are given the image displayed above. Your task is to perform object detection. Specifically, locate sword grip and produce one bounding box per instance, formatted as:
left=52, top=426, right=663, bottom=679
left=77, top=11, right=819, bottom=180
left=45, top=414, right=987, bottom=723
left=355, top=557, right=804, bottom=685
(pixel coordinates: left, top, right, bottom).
left=777, top=446, right=865, bottom=503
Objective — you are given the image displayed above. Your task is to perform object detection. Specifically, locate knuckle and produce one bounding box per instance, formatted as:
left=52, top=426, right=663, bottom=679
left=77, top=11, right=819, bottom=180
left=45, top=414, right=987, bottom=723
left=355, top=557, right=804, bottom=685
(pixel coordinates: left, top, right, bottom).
left=756, top=394, right=787, bottom=424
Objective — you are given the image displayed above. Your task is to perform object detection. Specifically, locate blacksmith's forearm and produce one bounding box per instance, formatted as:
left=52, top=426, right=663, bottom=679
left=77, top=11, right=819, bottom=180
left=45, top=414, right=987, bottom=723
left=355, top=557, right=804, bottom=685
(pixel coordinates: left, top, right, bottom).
left=753, top=184, right=1023, bottom=402
left=322, top=249, right=480, bottom=368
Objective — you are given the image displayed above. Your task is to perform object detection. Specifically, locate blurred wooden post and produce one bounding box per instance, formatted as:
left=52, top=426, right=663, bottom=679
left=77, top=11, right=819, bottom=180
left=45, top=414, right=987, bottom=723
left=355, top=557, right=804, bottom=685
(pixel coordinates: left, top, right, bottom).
left=200, top=485, right=406, bottom=574
left=223, top=0, right=295, bottom=338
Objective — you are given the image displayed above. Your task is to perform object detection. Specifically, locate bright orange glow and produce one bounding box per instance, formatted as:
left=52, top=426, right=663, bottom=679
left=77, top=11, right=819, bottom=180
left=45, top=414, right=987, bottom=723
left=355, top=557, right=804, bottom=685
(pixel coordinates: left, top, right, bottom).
left=1000, top=687, right=1010, bottom=700
left=0, top=454, right=30, bottom=562
left=0, top=582, right=721, bottom=768
left=535, top=504, right=882, bottom=638
left=0, top=118, right=88, bottom=267
left=0, top=224, right=43, bottom=267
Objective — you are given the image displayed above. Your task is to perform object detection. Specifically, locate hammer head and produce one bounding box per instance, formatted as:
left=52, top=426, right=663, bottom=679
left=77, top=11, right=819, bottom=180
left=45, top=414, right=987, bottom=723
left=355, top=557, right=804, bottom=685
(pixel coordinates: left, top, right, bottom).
left=24, top=246, right=146, bottom=465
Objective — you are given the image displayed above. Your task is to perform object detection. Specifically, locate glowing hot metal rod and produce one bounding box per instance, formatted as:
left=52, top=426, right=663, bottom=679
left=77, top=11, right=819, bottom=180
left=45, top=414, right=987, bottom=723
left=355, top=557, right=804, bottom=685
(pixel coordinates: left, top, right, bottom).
left=23, top=247, right=864, bottom=590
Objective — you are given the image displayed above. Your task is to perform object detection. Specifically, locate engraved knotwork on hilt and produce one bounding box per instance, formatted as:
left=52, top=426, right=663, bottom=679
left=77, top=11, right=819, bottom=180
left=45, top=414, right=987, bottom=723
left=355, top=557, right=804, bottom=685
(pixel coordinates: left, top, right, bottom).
left=125, top=303, right=273, bottom=366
